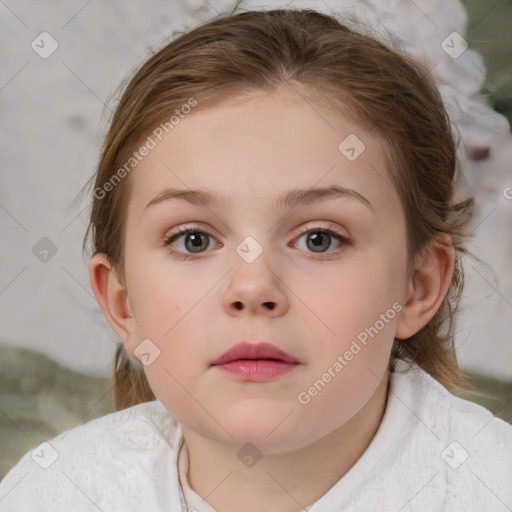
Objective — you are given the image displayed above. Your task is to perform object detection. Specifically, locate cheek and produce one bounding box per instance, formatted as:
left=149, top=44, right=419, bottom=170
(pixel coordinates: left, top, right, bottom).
left=124, top=260, right=212, bottom=385
left=295, top=253, right=402, bottom=416
left=126, top=254, right=199, bottom=338
left=306, top=253, right=402, bottom=340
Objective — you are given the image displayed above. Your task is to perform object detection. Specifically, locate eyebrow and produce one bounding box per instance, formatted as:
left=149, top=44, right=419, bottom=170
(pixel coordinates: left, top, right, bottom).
left=144, top=185, right=374, bottom=213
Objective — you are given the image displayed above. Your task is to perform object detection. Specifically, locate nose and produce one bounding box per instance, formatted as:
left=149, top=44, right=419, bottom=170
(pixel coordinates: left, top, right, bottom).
left=222, top=249, right=289, bottom=317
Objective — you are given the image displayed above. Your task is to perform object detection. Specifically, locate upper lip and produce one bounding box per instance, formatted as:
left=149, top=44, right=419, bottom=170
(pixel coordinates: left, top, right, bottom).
left=212, top=342, right=299, bottom=365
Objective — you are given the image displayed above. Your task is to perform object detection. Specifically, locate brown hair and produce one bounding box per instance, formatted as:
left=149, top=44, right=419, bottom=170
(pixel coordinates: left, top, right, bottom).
left=82, top=7, right=474, bottom=412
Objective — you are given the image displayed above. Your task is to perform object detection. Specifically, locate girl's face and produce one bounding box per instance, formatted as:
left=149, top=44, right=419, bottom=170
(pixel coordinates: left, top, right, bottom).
left=120, top=85, right=410, bottom=452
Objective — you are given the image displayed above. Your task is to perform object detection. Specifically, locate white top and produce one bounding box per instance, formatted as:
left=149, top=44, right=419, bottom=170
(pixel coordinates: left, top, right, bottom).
left=1, top=362, right=511, bottom=511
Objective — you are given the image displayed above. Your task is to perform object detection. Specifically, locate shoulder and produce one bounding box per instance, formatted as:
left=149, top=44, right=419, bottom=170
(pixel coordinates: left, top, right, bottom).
left=390, top=362, right=512, bottom=508
left=33, top=398, right=182, bottom=458
left=393, top=362, right=512, bottom=446
left=0, top=400, right=183, bottom=511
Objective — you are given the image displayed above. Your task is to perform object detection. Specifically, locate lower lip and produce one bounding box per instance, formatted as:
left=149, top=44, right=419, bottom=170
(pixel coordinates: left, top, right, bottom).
left=213, top=360, right=298, bottom=382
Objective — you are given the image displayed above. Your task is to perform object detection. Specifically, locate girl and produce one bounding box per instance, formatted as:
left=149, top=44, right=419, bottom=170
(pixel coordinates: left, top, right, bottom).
left=1, top=7, right=511, bottom=512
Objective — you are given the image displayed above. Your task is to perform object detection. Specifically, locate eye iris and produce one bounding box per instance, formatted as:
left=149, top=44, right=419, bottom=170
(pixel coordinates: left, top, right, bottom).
left=185, top=232, right=208, bottom=253
left=307, top=232, right=331, bottom=252
left=176, top=230, right=337, bottom=254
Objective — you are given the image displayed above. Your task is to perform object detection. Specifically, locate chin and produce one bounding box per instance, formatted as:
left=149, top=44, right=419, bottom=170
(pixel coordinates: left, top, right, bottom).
left=215, top=405, right=320, bottom=454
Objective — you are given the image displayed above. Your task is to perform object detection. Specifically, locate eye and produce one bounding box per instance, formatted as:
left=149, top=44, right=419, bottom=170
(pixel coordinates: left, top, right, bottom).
left=293, top=224, right=349, bottom=255
left=163, top=226, right=219, bottom=259
left=163, top=223, right=350, bottom=260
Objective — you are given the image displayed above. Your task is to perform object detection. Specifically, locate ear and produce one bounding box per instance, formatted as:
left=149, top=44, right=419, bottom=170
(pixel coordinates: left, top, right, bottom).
left=88, top=253, right=138, bottom=359
left=395, top=234, right=455, bottom=339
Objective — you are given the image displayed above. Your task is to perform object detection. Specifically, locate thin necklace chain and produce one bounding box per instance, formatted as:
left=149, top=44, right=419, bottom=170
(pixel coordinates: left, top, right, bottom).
left=177, top=438, right=190, bottom=512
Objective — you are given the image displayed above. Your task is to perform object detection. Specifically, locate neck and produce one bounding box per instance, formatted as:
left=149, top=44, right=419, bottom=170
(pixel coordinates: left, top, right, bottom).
left=180, top=374, right=390, bottom=512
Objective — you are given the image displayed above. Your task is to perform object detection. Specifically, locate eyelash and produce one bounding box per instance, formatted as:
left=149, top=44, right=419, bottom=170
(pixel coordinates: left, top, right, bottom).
left=163, top=223, right=350, bottom=261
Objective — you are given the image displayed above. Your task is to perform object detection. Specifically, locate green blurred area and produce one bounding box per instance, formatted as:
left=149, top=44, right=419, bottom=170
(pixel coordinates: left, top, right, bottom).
left=0, top=344, right=113, bottom=481
left=461, top=0, right=512, bottom=123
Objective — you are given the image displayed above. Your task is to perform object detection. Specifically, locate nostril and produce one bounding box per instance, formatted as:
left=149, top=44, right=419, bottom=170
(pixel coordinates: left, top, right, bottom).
left=264, top=302, right=275, bottom=310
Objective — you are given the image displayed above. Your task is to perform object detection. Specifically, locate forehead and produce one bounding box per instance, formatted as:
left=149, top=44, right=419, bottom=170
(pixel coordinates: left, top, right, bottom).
left=127, top=85, right=401, bottom=222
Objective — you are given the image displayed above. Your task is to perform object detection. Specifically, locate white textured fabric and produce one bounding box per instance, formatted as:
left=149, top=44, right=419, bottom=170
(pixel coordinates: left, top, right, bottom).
left=1, top=363, right=511, bottom=511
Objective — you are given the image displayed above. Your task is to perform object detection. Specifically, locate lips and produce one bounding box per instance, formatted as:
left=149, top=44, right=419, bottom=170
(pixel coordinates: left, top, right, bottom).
left=212, top=341, right=299, bottom=365
left=211, top=342, right=300, bottom=382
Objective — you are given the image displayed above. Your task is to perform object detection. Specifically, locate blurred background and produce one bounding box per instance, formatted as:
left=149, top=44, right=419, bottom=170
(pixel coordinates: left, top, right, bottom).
left=1, top=0, right=511, bottom=480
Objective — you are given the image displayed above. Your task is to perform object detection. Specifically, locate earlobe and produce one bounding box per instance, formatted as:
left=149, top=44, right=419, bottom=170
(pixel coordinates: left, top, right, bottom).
left=395, top=234, right=455, bottom=340
left=88, top=253, right=137, bottom=357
